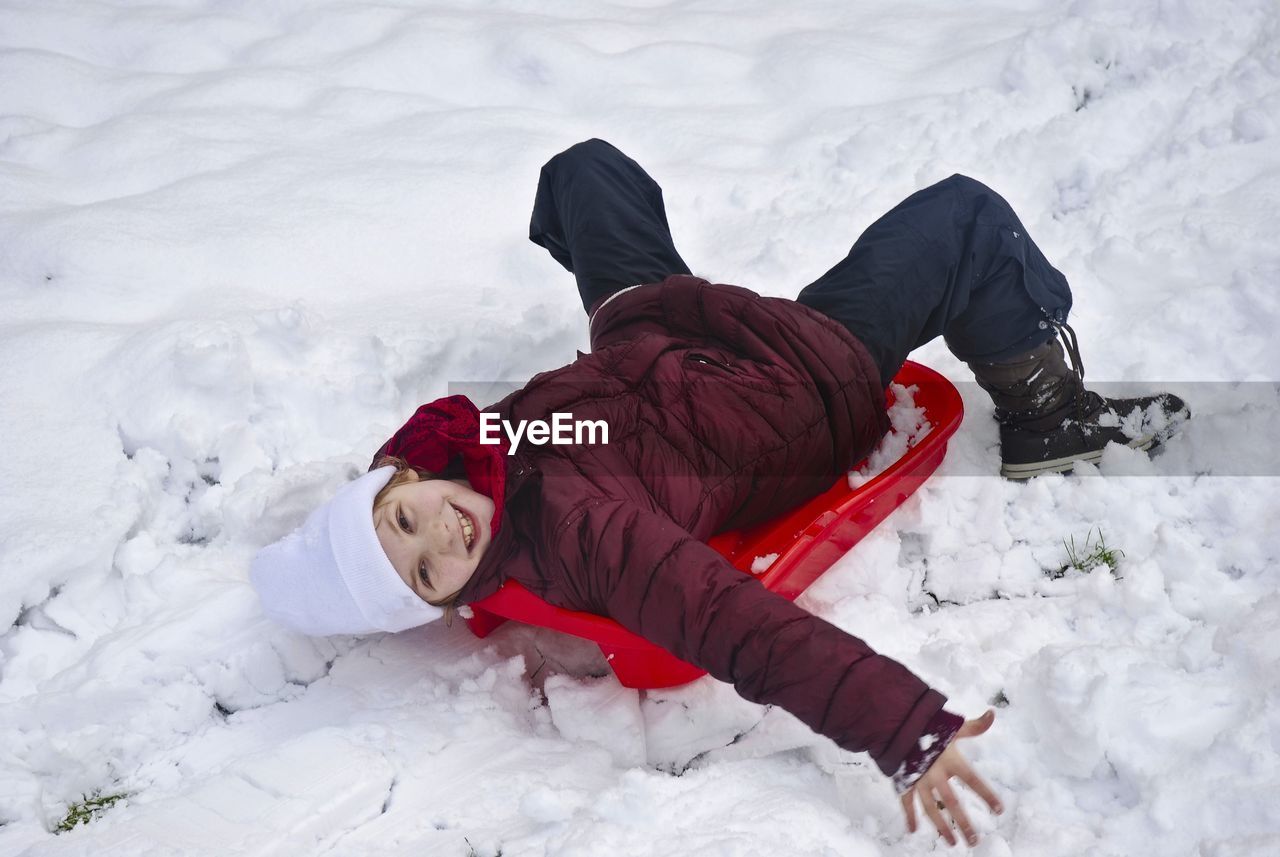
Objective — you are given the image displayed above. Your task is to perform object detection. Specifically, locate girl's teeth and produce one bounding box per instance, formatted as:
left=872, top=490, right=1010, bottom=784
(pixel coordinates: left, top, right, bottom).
left=455, top=507, right=474, bottom=548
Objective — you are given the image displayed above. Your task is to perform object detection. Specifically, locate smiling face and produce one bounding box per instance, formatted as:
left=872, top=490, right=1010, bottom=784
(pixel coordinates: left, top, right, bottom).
left=372, top=471, right=495, bottom=606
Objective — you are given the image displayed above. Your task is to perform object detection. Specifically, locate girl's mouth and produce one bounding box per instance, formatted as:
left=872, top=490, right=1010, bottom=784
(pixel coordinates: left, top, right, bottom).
left=453, top=504, right=477, bottom=553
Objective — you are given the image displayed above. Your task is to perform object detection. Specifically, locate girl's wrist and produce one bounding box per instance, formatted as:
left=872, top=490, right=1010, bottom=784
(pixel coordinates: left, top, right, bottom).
left=891, top=708, right=965, bottom=794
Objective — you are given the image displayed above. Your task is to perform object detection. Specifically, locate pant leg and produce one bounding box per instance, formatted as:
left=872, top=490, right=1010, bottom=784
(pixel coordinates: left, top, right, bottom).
left=795, top=174, right=1073, bottom=388
left=529, top=138, right=692, bottom=316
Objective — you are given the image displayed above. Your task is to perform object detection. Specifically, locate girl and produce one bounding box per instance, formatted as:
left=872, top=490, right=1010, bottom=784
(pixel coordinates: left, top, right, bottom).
left=251, top=139, right=1186, bottom=848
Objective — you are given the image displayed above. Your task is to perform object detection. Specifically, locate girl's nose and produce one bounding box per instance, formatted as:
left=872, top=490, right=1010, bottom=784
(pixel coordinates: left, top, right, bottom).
left=427, top=505, right=453, bottom=551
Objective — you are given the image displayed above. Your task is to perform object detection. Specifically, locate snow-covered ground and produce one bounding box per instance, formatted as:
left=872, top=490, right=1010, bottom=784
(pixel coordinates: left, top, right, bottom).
left=2, top=1, right=1278, bottom=854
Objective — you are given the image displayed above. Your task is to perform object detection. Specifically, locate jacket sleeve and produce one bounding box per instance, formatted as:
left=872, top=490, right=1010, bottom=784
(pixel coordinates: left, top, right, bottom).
left=565, top=497, right=953, bottom=783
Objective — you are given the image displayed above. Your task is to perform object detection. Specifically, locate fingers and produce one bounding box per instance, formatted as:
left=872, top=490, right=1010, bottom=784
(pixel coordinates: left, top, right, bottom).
left=902, top=715, right=1004, bottom=847
left=937, top=781, right=977, bottom=847
left=921, top=788, right=957, bottom=847
left=956, top=758, right=1004, bottom=816
left=905, top=756, right=1004, bottom=847
left=956, top=708, right=996, bottom=740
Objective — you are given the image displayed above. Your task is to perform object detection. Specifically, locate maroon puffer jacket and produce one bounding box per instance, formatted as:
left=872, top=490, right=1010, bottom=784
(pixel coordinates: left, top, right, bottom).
left=373, top=274, right=957, bottom=783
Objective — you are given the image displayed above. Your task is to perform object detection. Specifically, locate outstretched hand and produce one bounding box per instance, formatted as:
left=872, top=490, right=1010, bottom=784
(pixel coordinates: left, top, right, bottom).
left=900, top=709, right=1003, bottom=847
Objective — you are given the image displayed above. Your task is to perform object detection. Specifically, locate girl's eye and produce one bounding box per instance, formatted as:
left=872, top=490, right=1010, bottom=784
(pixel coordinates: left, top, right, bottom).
left=418, top=559, right=430, bottom=588
left=398, top=510, right=411, bottom=532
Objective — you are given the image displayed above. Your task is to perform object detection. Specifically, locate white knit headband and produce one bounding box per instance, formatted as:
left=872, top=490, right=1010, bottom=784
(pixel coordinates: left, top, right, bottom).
left=249, top=466, right=445, bottom=635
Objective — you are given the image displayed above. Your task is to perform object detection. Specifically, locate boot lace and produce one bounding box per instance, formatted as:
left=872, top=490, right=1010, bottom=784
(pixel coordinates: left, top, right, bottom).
left=1047, top=319, right=1099, bottom=423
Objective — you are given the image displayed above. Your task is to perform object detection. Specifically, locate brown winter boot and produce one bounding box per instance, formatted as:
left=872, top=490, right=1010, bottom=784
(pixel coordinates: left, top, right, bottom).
left=967, top=323, right=1190, bottom=479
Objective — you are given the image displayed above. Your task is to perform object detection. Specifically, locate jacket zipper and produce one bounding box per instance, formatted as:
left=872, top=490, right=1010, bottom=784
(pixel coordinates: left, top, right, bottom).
left=687, top=352, right=737, bottom=373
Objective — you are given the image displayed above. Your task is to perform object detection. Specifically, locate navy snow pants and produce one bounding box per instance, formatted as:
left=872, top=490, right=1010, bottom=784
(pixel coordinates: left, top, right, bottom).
left=529, top=138, right=1072, bottom=388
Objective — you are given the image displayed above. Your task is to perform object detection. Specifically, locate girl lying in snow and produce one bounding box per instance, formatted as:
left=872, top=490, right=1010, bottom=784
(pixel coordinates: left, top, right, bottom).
left=251, top=139, right=1187, bottom=847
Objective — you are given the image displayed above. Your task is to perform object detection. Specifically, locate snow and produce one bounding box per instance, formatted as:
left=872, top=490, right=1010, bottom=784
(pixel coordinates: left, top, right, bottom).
left=1, top=0, right=1278, bottom=854
left=751, top=552, right=779, bottom=574
left=849, top=382, right=933, bottom=487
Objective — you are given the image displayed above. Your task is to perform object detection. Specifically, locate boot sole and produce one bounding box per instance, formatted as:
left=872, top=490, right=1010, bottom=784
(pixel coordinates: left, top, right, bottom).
left=1000, top=436, right=1156, bottom=480
left=999, top=402, right=1190, bottom=480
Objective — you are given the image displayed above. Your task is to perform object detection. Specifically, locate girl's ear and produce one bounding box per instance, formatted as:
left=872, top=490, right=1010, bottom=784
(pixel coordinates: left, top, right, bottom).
left=443, top=604, right=457, bottom=628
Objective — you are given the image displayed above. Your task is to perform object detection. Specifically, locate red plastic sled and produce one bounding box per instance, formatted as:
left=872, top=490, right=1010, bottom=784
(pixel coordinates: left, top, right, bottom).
left=464, top=360, right=964, bottom=689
